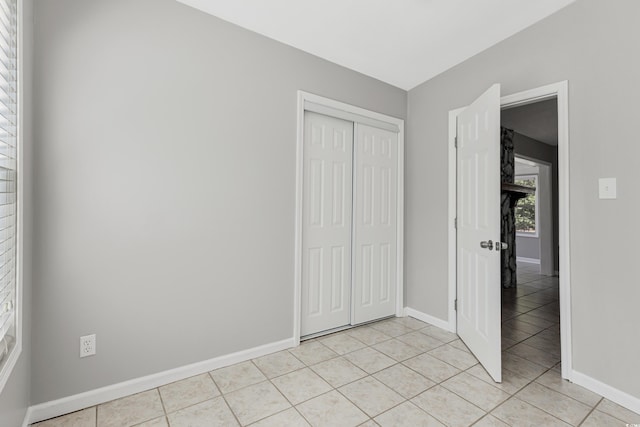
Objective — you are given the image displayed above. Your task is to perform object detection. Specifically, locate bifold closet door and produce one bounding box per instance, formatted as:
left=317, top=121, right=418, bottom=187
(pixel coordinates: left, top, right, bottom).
left=352, top=124, right=398, bottom=325
left=301, top=112, right=354, bottom=336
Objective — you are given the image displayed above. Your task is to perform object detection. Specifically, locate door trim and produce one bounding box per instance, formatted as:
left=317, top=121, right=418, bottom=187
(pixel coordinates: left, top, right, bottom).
left=447, top=81, right=572, bottom=380
left=294, top=91, right=405, bottom=345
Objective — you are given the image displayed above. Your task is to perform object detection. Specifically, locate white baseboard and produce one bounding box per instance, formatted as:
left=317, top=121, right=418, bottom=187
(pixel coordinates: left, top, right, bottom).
left=516, top=257, right=540, bottom=265
left=570, top=369, right=640, bottom=416
left=28, top=337, right=296, bottom=424
left=405, top=307, right=455, bottom=333
left=21, top=407, right=32, bottom=427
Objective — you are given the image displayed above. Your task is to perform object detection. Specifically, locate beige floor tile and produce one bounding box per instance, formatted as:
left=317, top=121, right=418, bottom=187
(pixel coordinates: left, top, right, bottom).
left=296, top=390, right=368, bottom=427
left=402, top=353, right=460, bottom=383
left=374, top=401, right=444, bottom=427
left=288, top=340, right=337, bottom=366
left=33, top=407, right=96, bottom=427
left=448, top=339, right=471, bottom=354
left=253, top=351, right=305, bottom=378
left=411, top=386, right=485, bottom=427
left=534, top=370, right=602, bottom=407
left=428, top=344, right=478, bottom=370
left=597, top=399, right=640, bottom=424
left=471, top=414, right=510, bottom=427
left=249, top=408, right=310, bottom=427
left=97, top=390, right=164, bottom=427
left=419, top=326, right=458, bottom=343
left=580, top=409, right=625, bottom=427
left=133, top=417, right=168, bottom=427
left=492, top=398, right=571, bottom=426
left=271, top=368, right=332, bottom=405
left=506, top=342, right=560, bottom=368
left=310, top=357, right=367, bottom=388
left=357, top=421, right=379, bottom=427
left=516, top=382, right=591, bottom=425
left=502, top=352, right=547, bottom=380
left=441, top=372, right=510, bottom=411
left=167, top=398, right=238, bottom=427
left=344, top=347, right=396, bottom=374
left=396, top=331, right=444, bottom=352
left=346, top=326, right=393, bottom=345
left=159, top=373, right=220, bottom=413
left=339, top=377, right=404, bottom=417
left=225, top=381, right=290, bottom=425
left=369, top=320, right=414, bottom=337
left=393, top=316, right=429, bottom=330
left=374, top=364, right=435, bottom=399
left=210, top=361, right=267, bottom=394
left=320, top=333, right=367, bottom=355
left=373, top=339, right=422, bottom=361
left=466, top=364, right=531, bottom=395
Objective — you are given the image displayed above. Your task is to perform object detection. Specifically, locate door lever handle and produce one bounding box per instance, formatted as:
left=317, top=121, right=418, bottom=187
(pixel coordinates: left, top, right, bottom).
left=480, top=240, right=493, bottom=250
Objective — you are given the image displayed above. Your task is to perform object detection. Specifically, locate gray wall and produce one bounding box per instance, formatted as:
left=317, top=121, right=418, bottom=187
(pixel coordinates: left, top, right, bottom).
left=0, top=0, right=33, bottom=424
left=30, top=0, right=406, bottom=404
left=516, top=235, right=539, bottom=260
left=407, top=0, right=640, bottom=399
left=513, top=132, right=559, bottom=270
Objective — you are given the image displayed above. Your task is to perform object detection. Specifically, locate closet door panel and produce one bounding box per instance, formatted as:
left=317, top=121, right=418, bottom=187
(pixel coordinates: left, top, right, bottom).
left=301, top=112, right=353, bottom=336
left=352, top=124, right=398, bottom=324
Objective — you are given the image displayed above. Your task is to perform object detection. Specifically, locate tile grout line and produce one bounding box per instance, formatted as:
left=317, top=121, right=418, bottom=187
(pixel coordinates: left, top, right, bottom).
left=204, top=370, right=244, bottom=427
left=577, top=397, right=605, bottom=426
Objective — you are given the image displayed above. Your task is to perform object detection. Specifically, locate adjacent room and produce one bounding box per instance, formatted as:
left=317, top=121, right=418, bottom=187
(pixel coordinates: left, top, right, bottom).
left=1, top=0, right=639, bottom=426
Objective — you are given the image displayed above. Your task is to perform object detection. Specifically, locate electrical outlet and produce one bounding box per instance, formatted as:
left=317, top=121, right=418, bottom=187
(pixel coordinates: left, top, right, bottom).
left=80, top=334, right=96, bottom=358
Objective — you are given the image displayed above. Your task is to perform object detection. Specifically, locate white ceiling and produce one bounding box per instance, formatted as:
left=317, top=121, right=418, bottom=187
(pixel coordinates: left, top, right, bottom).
left=176, top=0, right=576, bottom=90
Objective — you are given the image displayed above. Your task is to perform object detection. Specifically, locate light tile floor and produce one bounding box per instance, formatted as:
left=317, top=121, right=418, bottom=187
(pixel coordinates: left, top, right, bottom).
left=34, top=263, right=640, bottom=426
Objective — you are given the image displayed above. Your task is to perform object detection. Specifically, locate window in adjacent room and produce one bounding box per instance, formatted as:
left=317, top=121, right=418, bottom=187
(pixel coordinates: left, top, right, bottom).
left=0, top=0, right=20, bottom=393
left=514, top=175, right=538, bottom=236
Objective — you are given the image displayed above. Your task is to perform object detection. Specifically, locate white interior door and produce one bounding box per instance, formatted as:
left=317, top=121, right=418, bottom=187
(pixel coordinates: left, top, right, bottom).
left=457, top=84, right=502, bottom=382
left=352, top=124, right=397, bottom=325
left=301, top=112, right=353, bottom=336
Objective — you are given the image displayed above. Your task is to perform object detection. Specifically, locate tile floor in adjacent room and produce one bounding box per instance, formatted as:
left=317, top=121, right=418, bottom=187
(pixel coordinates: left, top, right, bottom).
left=34, top=263, right=640, bottom=426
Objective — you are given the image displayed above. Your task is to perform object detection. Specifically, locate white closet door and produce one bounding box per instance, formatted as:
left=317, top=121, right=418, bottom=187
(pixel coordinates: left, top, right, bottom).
left=301, top=112, right=354, bottom=336
left=352, top=124, right=398, bottom=325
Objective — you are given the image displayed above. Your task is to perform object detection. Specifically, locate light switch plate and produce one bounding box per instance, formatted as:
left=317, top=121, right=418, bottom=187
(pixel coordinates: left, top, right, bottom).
left=599, top=178, right=617, bottom=199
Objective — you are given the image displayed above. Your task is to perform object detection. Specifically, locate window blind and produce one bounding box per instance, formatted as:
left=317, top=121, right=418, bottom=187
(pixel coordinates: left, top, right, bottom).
left=0, top=0, right=17, bottom=353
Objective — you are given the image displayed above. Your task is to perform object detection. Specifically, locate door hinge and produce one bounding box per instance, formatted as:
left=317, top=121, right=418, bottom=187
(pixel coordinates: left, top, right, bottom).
left=454, top=299, right=458, bottom=311
left=454, top=135, right=458, bottom=148
left=454, top=217, right=457, bottom=229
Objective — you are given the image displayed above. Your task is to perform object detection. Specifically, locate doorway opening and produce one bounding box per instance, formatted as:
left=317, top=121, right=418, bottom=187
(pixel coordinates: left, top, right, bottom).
left=447, top=81, right=571, bottom=381
left=501, top=97, right=561, bottom=377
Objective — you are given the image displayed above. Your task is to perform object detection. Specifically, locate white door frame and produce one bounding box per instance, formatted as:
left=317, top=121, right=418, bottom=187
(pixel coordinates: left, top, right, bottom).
left=448, top=81, right=572, bottom=380
left=294, top=91, right=405, bottom=345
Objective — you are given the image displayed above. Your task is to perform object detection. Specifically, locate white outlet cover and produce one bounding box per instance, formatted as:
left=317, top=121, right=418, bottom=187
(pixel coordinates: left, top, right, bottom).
left=599, top=178, right=617, bottom=199
left=80, top=334, right=96, bottom=358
